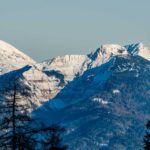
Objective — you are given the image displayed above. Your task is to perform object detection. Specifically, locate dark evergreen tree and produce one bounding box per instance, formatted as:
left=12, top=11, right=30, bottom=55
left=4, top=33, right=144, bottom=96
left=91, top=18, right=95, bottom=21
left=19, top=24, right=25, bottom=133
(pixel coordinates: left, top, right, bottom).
left=43, top=125, right=67, bottom=150
left=144, top=121, right=150, bottom=150
left=0, top=79, right=36, bottom=150
left=0, top=77, right=68, bottom=150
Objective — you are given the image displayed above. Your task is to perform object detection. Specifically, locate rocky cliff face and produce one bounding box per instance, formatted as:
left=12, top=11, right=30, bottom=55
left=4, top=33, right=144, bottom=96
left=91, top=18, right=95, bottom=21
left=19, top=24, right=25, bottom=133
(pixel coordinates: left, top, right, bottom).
left=41, top=55, right=88, bottom=82
left=0, top=40, right=66, bottom=103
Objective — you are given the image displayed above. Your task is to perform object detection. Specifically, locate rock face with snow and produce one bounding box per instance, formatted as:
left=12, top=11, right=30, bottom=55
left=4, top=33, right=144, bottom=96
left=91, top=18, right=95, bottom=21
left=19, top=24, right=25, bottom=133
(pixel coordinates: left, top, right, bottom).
left=41, top=55, right=88, bottom=81
left=87, top=44, right=128, bottom=68
left=125, top=43, right=150, bottom=60
left=41, top=43, right=150, bottom=82
left=0, top=40, right=63, bottom=105
left=0, top=40, right=150, bottom=149
left=22, top=65, right=66, bottom=102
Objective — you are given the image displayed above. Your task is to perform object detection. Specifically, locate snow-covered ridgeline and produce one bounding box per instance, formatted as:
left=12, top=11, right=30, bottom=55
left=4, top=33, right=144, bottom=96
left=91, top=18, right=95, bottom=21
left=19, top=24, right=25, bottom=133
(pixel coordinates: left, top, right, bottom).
left=41, top=55, right=88, bottom=81
left=0, top=40, right=36, bottom=72
left=42, top=43, right=150, bottom=82
left=0, top=40, right=150, bottom=107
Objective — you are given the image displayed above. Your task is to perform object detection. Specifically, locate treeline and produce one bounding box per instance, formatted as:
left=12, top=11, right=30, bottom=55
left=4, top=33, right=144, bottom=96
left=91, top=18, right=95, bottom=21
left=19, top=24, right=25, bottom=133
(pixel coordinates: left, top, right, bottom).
left=0, top=77, right=149, bottom=150
left=144, top=120, right=150, bottom=150
left=0, top=78, right=67, bottom=150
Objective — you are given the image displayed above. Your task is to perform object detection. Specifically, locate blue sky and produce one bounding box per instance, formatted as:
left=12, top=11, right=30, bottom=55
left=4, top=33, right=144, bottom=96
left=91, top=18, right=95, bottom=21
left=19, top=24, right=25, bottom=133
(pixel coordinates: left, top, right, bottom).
left=0, top=0, right=149, bottom=61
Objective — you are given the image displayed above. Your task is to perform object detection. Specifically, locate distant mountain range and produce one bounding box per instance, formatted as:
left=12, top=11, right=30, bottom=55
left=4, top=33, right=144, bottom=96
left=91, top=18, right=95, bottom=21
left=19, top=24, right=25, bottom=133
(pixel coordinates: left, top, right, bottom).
left=0, top=40, right=150, bottom=149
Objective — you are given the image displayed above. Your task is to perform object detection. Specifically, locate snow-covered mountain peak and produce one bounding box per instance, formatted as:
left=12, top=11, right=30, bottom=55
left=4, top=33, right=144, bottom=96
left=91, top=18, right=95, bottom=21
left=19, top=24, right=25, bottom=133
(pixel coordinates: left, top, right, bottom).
left=40, top=42, right=150, bottom=85
left=88, top=44, right=128, bottom=68
left=125, top=42, right=150, bottom=60
left=42, top=55, right=88, bottom=81
left=101, top=44, right=127, bottom=54
left=92, top=44, right=128, bottom=58
left=136, top=42, right=145, bottom=48
left=44, top=54, right=87, bottom=65
left=125, top=42, right=144, bottom=54
left=1, top=41, right=149, bottom=106
left=0, top=40, right=32, bottom=59
left=0, top=40, right=149, bottom=149
left=0, top=40, right=36, bottom=74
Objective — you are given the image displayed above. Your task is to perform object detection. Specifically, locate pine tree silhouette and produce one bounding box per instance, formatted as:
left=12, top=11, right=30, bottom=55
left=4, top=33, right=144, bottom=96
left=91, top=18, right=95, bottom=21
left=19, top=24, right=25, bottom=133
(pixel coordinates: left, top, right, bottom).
left=144, top=121, right=150, bottom=150
left=0, top=77, right=68, bottom=150
left=43, top=125, right=67, bottom=150
left=0, top=78, right=36, bottom=149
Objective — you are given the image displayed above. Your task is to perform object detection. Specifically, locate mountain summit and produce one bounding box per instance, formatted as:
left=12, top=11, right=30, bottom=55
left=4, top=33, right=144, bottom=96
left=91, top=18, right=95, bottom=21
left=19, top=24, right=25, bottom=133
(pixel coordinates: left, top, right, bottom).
left=0, top=40, right=150, bottom=149
left=125, top=42, right=150, bottom=60
left=0, top=40, right=35, bottom=74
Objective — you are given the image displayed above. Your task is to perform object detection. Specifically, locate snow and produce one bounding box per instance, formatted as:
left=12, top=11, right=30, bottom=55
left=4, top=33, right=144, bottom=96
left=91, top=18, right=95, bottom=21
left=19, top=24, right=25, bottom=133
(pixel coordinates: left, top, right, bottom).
left=40, top=43, right=150, bottom=90
left=0, top=40, right=149, bottom=149
left=0, top=40, right=150, bottom=109
left=92, top=98, right=109, bottom=105
left=42, top=55, right=88, bottom=81
left=100, top=143, right=108, bottom=147
left=113, top=89, right=120, bottom=94
left=0, top=66, right=10, bottom=75
left=137, top=43, right=150, bottom=61
left=101, top=44, right=128, bottom=55
left=0, top=40, right=65, bottom=106
left=0, top=40, right=36, bottom=73
left=125, top=43, right=150, bottom=61
left=22, top=65, right=65, bottom=105
left=89, top=43, right=150, bottom=70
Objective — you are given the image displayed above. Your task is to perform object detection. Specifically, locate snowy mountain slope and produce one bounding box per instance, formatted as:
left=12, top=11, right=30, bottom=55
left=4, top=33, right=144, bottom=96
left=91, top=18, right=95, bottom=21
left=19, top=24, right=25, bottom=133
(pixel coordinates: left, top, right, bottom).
left=0, top=40, right=65, bottom=104
left=0, top=40, right=36, bottom=74
left=38, top=58, right=114, bottom=110
left=0, top=40, right=150, bottom=107
left=0, top=40, right=150, bottom=149
left=34, top=55, right=150, bottom=150
left=22, top=65, right=65, bottom=102
left=41, top=43, right=150, bottom=84
left=41, top=55, right=88, bottom=81
left=125, top=43, right=150, bottom=60
left=0, top=64, right=66, bottom=107
left=87, top=44, right=128, bottom=68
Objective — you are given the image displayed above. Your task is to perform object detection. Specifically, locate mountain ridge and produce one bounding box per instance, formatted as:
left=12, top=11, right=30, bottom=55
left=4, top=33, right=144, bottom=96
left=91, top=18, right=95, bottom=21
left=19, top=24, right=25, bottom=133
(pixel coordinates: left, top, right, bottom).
left=0, top=40, right=150, bottom=149
left=0, top=40, right=36, bottom=74
left=35, top=55, right=150, bottom=150
left=0, top=40, right=150, bottom=106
